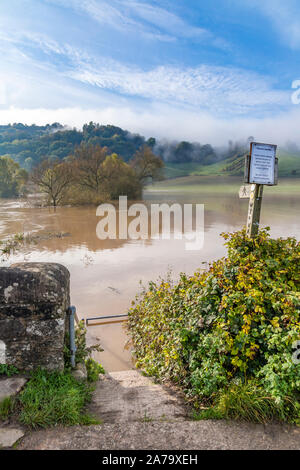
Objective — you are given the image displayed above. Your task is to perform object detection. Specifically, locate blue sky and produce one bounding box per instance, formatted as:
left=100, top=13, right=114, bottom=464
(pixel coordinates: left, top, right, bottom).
left=0, top=0, right=300, bottom=144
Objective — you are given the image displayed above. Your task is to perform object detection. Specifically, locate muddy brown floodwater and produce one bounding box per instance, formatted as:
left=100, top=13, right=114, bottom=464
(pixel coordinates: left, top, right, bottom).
left=0, top=177, right=299, bottom=371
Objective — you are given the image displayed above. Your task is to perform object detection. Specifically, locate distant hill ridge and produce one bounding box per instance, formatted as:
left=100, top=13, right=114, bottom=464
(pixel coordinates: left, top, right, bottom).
left=0, top=122, right=148, bottom=170
left=0, top=122, right=299, bottom=177
left=0, top=121, right=223, bottom=171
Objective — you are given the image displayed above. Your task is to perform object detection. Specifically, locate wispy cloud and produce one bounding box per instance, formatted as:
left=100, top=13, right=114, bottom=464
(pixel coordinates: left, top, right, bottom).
left=0, top=29, right=90, bottom=65
left=242, top=0, right=300, bottom=49
left=69, top=61, right=289, bottom=115
left=0, top=32, right=114, bottom=109
left=0, top=28, right=289, bottom=115
left=121, top=1, right=209, bottom=39
left=46, top=0, right=224, bottom=45
left=0, top=0, right=296, bottom=147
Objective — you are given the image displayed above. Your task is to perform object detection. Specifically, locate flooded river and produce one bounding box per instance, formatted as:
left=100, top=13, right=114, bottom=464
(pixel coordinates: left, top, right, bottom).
left=0, top=176, right=299, bottom=371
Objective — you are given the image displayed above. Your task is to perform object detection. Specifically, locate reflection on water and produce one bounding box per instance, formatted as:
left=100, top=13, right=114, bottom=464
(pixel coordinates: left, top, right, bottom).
left=0, top=177, right=299, bottom=371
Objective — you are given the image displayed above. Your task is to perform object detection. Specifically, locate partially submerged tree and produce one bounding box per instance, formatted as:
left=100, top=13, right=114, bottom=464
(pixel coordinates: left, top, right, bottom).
left=30, top=143, right=164, bottom=206
left=71, top=144, right=143, bottom=200
left=102, top=153, right=142, bottom=199
left=71, top=144, right=108, bottom=193
left=31, top=159, right=74, bottom=207
left=0, top=156, right=28, bottom=197
left=130, top=145, right=164, bottom=184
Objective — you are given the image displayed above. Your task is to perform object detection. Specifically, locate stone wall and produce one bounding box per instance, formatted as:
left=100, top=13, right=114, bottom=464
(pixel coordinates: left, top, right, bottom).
left=0, top=263, right=70, bottom=371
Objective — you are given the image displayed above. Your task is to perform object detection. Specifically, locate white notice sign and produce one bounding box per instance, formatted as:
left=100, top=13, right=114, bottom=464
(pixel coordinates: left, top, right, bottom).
left=249, top=142, right=277, bottom=185
left=239, top=185, right=251, bottom=199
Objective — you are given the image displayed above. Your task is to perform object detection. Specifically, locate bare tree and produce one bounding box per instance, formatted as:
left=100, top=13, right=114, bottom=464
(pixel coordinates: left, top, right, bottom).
left=31, top=159, right=74, bottom=207
left=72, top=144, right=108, bottom=193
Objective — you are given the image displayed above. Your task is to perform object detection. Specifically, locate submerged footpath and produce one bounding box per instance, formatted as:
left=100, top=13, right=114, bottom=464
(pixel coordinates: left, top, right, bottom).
left=17, top=370, right=300, bottom=450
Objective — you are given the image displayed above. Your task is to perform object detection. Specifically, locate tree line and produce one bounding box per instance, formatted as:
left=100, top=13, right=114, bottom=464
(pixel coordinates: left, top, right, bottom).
left=31, top=144, right=163, bottom=206
left=0, top=142, right=163, bottom=203
left=0, top=122, right=155, bottom=170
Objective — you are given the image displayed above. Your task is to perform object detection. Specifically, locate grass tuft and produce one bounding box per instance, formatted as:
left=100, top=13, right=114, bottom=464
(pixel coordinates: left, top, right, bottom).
left=18, top=368, right=100, bottom=428
left=85, top=358, right=105, bottom=382
left=193, top=382, right=300, bottom=425
left=0, top=397, right=15, bottom=421
left=0, top=364, right=19, bottom=377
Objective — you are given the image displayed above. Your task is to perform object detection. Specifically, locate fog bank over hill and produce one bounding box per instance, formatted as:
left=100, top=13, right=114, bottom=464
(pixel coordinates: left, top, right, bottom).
left=1, top=104, right=300, bottom=148
left=0, top=121, right=299, bottom=176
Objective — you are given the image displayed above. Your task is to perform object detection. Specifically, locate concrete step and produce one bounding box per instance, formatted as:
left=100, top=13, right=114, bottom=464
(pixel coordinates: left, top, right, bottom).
left=15, top=370, right=300, bottom=450
left=18, top=421, right=300, bottom=450
left=87, top=370, right=187, bottom=423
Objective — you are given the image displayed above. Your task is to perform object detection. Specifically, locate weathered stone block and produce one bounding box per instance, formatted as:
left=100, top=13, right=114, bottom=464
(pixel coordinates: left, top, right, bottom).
left=0, top=377, right=27, bottom=401
left=0, top=263, right=70, bottom=371
left=0, top=427, right=24, bottom=448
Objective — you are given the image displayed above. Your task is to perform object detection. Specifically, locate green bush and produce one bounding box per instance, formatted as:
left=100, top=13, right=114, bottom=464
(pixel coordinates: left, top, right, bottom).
left=64, top=319, right=104, bottom=369
left=128, top=228, right=300, bottom=423
left=85, top=358, right=105, bottom=382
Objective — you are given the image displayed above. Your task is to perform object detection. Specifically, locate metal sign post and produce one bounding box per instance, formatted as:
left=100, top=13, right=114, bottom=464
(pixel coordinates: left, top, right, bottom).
left=246, top=184, right=264, bottom=237
left=242, top=142, right=278, bottom=238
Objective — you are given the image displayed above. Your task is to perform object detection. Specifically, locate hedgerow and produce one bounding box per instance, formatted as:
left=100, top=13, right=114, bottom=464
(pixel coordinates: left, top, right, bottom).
left=128, top=228, right=300, bottom=423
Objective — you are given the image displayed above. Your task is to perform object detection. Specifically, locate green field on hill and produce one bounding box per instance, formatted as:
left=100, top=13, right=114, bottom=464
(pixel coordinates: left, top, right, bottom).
left=164, top=150, right=300, bottom=179
left=147, top=175, right=300, bottom=196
